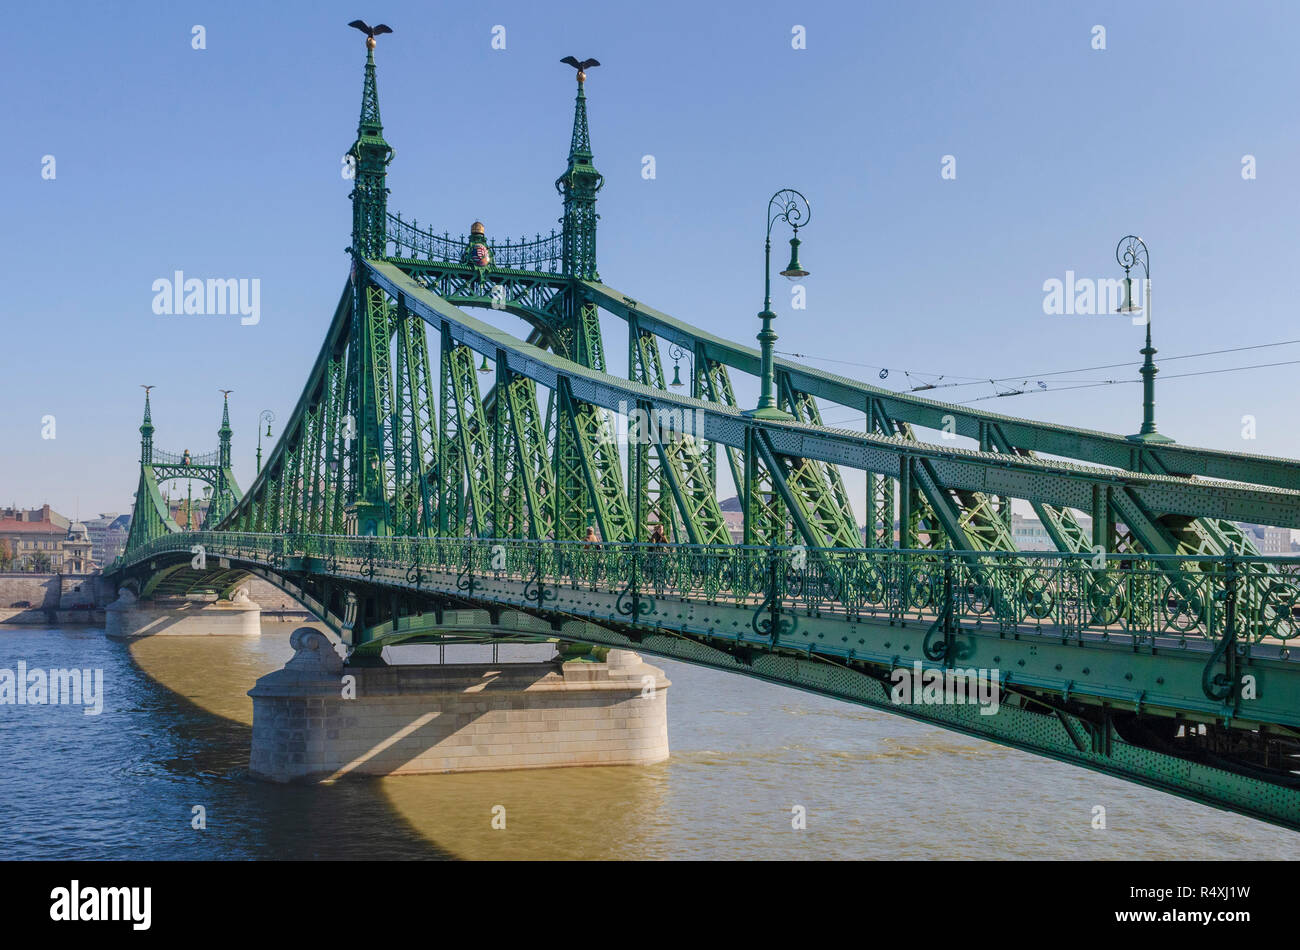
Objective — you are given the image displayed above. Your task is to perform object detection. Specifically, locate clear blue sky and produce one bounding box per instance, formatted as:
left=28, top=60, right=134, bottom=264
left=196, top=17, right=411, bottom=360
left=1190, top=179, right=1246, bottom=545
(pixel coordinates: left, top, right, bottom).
left=4, top=0, right=1299, bottom=519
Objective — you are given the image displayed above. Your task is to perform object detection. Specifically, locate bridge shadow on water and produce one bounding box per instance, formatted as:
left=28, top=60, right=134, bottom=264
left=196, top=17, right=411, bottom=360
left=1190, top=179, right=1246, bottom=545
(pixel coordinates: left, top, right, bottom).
left=14, top=618, right=1298, bottom=858
left=122, top=629, right=673, bottom=860
left=122, top=629, right=456, bottom=859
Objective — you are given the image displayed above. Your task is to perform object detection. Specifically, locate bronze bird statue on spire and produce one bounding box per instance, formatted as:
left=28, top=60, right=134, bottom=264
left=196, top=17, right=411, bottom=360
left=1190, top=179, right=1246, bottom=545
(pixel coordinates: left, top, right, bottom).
left=561, top=56, right=600, bottom=82
left=349, top=20, right=393, bottom=50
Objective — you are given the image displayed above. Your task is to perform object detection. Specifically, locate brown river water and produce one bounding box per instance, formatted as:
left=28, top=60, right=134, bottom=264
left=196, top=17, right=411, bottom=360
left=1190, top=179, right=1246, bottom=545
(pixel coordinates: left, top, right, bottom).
left=1, top=621, right=1295, bottom=859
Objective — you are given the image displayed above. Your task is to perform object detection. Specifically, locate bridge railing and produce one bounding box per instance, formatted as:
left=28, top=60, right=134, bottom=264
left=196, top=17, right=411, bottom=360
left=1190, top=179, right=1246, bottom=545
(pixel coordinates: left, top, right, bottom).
left=114, top=534, right=1300, bottom=650
left=151, top=448, right=220, bottom=467
left=385, top=213, right=565, bottom=272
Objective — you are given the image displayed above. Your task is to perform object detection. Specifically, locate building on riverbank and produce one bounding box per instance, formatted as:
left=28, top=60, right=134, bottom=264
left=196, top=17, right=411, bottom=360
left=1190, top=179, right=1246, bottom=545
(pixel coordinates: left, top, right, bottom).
left=0, top=505, right=75, bottom=572
left=83, top=512, right=131, bottom=565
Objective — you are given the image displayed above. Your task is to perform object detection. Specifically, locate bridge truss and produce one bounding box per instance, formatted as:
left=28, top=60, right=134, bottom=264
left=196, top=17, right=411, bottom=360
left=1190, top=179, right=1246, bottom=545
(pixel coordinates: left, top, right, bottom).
left=108, top=40, right=1300, bottom=831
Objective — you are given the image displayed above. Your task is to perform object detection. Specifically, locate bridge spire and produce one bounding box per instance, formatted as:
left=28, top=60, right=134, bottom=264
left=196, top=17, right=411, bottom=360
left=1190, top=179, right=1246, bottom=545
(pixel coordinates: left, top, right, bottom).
left=139, top=385, right=155, bottom=465
left=218, top=390, right=233, bottom=469
left=568, top=73, right=593, bottom=162
left=347, top=28, right=394, bottom=260
left=556, top=58, right=603, bottom=279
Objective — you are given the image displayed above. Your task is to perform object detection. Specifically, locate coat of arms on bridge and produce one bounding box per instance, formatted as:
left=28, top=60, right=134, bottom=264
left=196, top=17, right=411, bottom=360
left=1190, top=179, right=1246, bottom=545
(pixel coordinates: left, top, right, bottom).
left=464, top=221, right=493, bottom=268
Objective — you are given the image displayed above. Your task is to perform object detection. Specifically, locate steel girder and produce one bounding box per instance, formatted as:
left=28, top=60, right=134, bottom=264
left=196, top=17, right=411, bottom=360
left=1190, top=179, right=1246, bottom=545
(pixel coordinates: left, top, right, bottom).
left=118, top=258, right=1300, bottom=586
left=548, top=287, right=634, bottom=543
left=122, top=467, right=182, bottom=556
left=439, top=327, right=494, bottom=536
left=496, top=363, right=555, bottom=539
left=111, top=532, right=1300, bottom=833
left=885, top=416, right=1015, bottom=554
left=865, top=398, right=896, bottom=547
left=221, top=283, right=358, bottom=536
left=583, top=281, right=1300, bottom=559
left=117, top=456, right=239, bottom=571
left=696, top=358, right=787, bottom=545
left=655, top=433, right=731, bottom=546
left=101, top=40, right=1300, bottom=836
left=580, top=280, right=1300, bottom=493
left=357, top=282, right=395, bottom=531
left=344, top=260, right=1297, bottom=559
left=628, top=322, right=678, bottom=540
left=365, top=260, right=1300, bottom=539
left=776, top=375, right=870, bottom=550
left=397, top=259, right=568, bottom=351
left=555, top=377, right=633, bottom=542
left=626, top=319, right=731, bottom=545
left=585, top=278, right=1294, bottom=657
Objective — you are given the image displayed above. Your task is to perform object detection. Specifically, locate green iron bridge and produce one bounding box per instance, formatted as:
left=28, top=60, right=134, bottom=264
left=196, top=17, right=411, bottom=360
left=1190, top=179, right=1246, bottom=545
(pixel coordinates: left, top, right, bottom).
left=108, top=38, right=1300, bottom=831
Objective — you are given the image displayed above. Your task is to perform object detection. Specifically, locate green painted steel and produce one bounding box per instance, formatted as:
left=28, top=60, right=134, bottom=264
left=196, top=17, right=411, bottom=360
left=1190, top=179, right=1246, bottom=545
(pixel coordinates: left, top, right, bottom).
left=497, top=364, right=555, bottom=539
left=580, top=280, right=1300, bottom=492
left=120, top=389, right=243, bottom=557
left=557, top=73, right=601, bottom=282
left=113, top=531, right=1300, bottom=830
left=776, top=375, right=869, bottom=550
left=367, top=258, right=1300, bottom=533
left=348, top=45, right=392, bottom=262
left=627, top=320, right=730, bottom=545
left=628, top=321, right=677, bottom=540
left=105, top=38, right=1300, bottom=831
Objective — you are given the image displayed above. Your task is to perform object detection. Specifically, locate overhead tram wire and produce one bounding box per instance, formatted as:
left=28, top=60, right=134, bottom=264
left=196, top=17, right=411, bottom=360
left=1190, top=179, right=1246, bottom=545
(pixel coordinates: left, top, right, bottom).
left=778, top=336, right=1300, bottom=397
left=807, top=352, right=1300, bottom=425
left=956, top=357, right=1300, bottom=404
left=814, top=356, right=1300, bottom=416
left=783, top=336, right=1300, bottom=424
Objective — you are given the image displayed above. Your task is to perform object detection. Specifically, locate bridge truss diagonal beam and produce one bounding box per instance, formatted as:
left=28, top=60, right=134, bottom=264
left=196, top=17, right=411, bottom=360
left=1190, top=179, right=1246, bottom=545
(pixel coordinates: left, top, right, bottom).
left=363, top=260, right=1300, bottom=536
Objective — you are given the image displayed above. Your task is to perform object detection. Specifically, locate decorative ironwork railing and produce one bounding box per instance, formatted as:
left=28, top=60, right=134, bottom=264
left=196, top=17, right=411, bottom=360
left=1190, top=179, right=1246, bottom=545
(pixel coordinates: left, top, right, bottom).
left=152, top=448, right=220, bottom=468
left=385, top=213, right=564, bottom=272
left=116, top=534, right=1300, bottom=650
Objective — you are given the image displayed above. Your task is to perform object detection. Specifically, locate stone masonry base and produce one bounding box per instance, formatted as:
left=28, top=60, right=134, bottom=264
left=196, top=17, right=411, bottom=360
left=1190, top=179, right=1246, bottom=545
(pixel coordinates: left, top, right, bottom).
left=248, top=628, right=670, bottom=782
left=104, top=589, right=262, bottom=639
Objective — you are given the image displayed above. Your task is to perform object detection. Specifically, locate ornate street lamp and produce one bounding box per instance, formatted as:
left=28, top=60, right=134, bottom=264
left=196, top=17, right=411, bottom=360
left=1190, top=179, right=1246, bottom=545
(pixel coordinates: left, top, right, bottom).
left=1115, top=235, right=1173, bottom=444
left=746, top=189, right=810, bottom=420
left=256, top=409, right=276, bottom=473
left=668, top=342, right=693, bottom=390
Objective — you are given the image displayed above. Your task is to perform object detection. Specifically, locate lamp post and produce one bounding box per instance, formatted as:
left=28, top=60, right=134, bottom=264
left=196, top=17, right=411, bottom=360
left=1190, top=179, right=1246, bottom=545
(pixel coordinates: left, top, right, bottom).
left=1114, top=235, right=1173, bottom=444
left=256, top=409, right=275, bottom=473
left=746, top=189, right=810, bottom=421
left=668, top=341, right=694, bottom=391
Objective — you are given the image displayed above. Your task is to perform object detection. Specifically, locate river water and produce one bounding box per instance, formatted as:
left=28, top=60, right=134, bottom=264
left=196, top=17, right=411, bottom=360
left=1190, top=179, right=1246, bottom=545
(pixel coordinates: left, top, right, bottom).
left=0, top=622, right=1295, bottom=860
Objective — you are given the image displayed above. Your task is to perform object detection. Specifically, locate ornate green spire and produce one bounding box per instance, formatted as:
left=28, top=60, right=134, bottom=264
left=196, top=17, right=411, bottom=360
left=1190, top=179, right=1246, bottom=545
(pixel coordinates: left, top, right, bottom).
left=359, top=47, right=383, bottom=134
left=348, top=40, right=394, bottom=260
left=556, top=66, right=603, bottom=279
left=569, top=80, right=592, bottom=161
left=218, top=390, right=233, bottom=468
left=139, top=385, right=155, bottom=465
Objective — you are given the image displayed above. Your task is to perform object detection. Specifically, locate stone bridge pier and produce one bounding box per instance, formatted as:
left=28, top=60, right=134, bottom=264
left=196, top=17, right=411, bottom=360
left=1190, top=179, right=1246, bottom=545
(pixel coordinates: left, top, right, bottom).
left=248, top=628, right=671, bottom=782
left=104, top=587, right=262, bottom=639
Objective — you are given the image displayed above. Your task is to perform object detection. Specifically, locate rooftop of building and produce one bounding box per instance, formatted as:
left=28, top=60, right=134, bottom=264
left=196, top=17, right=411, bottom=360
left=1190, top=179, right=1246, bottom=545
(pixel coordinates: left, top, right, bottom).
left=0, top=504, right=69, bottom=528
left=0, top=518, right=67, bottom=535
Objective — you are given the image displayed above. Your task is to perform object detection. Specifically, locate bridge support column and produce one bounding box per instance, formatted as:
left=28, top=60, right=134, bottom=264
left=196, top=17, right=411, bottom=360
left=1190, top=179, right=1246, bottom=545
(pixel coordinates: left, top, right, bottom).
left=104, top=588, right=262, bottom=639
left=248, top=628, right=670, bottom=783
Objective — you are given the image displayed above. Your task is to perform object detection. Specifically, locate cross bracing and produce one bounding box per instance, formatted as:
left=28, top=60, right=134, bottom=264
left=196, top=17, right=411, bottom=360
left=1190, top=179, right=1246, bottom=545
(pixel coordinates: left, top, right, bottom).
left=105, top=38, right=1300, bottom=832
